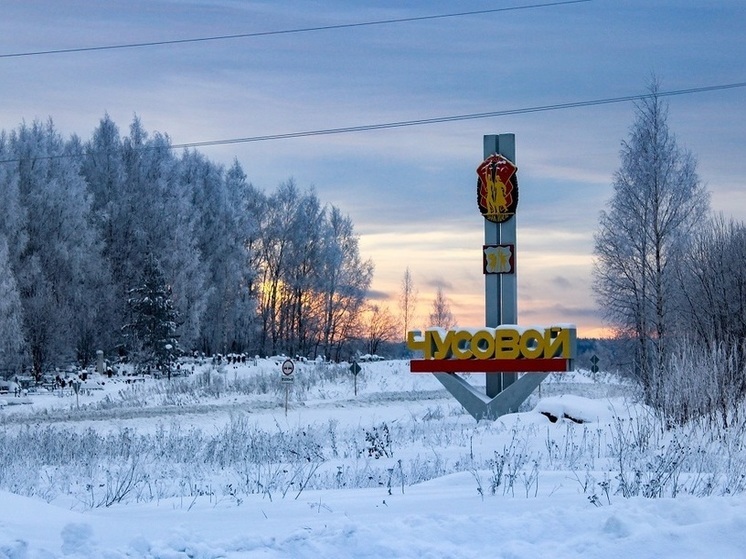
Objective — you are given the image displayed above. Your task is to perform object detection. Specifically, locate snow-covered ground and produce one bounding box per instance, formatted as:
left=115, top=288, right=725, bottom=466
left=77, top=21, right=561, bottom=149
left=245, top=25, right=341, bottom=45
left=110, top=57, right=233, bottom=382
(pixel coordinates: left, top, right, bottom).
left=1, top=359, right=745, bottom=558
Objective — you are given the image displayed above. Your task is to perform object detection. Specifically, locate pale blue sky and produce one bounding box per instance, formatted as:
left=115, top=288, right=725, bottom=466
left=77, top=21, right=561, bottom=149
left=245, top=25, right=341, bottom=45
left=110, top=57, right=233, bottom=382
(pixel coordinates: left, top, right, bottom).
left=2, top=0, right=744, bottom=336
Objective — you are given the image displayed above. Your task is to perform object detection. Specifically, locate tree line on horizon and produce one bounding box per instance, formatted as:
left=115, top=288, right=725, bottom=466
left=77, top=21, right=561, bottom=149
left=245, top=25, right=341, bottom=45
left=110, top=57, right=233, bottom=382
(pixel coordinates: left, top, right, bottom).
left=0, top=115, right=376, bottom=377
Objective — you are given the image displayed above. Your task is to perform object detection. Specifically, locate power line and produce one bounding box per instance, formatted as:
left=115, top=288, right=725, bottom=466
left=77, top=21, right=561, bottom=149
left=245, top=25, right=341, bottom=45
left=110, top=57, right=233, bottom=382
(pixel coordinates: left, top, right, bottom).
left=0, top=81, right=742, bottom=164
left=169, top=81, right=746, bottom=148
left=0, top=0, right=591, bottom=59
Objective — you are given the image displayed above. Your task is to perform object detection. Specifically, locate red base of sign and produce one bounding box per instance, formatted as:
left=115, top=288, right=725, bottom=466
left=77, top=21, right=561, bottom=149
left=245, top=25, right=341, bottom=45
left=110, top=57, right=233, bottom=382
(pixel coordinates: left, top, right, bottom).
left=410, top=359, right=571, bottom=373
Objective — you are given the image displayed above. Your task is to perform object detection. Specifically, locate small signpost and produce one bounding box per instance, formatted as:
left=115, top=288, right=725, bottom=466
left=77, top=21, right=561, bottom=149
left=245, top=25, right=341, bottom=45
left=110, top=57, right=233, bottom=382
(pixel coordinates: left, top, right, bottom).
left=349, top=361, right=361, bottom=396
left=281, top=359, right=294, bottom=416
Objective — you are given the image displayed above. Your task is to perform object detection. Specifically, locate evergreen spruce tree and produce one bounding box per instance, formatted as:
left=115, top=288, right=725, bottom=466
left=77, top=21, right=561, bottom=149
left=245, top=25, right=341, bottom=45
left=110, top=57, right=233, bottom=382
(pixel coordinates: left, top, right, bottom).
left=125, top=253, right=180, bottom=378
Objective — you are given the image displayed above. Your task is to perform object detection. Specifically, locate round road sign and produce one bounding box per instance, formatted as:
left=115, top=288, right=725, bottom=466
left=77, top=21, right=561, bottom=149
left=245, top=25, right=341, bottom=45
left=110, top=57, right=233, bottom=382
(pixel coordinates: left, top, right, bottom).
left=281, top=359, right=294, bottom=376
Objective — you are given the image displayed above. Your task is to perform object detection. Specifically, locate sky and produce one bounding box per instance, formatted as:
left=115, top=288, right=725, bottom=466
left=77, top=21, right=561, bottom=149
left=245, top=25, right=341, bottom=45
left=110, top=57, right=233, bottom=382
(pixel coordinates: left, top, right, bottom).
left=1, top=0, right=744, bottom=338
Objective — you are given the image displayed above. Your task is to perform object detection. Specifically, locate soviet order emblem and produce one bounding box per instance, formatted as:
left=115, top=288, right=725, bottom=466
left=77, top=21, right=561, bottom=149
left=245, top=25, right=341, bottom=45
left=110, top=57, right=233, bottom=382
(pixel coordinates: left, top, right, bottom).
left=477, top=154, right=518, bottom=223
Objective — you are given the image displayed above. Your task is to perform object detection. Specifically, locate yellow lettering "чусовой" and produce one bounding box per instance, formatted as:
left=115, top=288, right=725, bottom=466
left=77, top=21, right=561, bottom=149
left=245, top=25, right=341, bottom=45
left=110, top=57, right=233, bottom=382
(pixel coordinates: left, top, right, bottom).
left=406, top=327, right=575, bottom=361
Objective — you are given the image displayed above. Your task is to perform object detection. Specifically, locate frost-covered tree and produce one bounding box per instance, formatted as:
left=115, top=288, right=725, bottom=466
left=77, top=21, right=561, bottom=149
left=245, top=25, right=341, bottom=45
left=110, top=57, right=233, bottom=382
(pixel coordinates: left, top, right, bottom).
left=80, top=114, right=128, bottom=353
left=230, top=164, right=264, bottom=353
left=593, top=80, right=707, bottom=399
left=251, top=181, right=371, bottom=359
left=0, top=114, right=373, bottom=368
left=187, top=155, right=258, bottom=355
left=428, top=286, right=456, bottom=330
left=83, top=116, right=209, bottom=354
left=255, top=179, right=300, bottom=355
left=650, top=214, right=746, bottom=423
left=120, top=118, right=207, bottom=349
left=282, top=189, right=326, bottom=356
left=678, top=215, right=746, bottom=346
left=317, top=205, right=373, bottom=360
left=0, top=136, right=29, bottom=376
left=10, top=120, right=104, bottom=375
left=0, top=236, right=26, bottom=375
left=0, top=131, right=28, bottom=267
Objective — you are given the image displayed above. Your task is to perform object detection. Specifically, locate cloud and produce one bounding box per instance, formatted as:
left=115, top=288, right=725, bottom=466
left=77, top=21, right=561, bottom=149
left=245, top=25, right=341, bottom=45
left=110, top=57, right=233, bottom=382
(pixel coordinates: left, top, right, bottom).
left=424, top=277, right=454, bottom=291
left=365, top=289, right=390, bottom=302
left=521, top=304, right=602, bottom=320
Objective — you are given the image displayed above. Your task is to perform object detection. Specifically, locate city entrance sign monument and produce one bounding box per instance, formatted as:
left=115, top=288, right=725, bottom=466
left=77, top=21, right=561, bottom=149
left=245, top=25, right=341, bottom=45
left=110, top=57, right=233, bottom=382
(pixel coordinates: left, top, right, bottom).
left=407, top=134, right=576, bottom=420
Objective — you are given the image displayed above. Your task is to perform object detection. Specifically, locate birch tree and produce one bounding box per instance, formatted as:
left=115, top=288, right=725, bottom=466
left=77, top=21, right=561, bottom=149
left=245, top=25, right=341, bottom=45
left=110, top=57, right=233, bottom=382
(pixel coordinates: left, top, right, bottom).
left=282, top=189, right=325, bottom=356
left=398, top=267, right=418, bottom=341
left=256, top=180, right=298, bottom=355
left=317, top=205, right=373, bottom=360
left=593, top=80, right=707, bottom=399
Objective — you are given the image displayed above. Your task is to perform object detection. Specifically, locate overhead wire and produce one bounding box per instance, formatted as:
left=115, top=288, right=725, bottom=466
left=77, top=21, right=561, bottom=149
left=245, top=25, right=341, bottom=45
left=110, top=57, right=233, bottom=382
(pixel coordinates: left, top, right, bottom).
left=0, top=0, right=591, bottom=59
left=0, top=81, right=742, bottom=164
left=0, top=2, right=739, bottom=164
left=169, top=82, right=746, bottom=150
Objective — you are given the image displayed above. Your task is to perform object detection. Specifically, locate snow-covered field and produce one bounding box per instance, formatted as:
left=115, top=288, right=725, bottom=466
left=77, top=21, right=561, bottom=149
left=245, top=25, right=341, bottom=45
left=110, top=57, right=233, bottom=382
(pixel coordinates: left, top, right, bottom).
left=1, top=359, right=745, bottom=558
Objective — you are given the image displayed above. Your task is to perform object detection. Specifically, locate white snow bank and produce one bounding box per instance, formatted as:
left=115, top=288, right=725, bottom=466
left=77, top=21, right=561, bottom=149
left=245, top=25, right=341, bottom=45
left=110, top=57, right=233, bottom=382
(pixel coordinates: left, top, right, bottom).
left=2, top=482, right=746, bottom=559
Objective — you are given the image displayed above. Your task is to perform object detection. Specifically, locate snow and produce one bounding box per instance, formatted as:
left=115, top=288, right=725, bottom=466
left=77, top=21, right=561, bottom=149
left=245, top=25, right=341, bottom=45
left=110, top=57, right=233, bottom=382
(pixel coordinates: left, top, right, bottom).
left=3, top=478, right=745, bottom=558
left=534, top=394, right=617, bottom=423
left=1, top=359, right=745, bottom=558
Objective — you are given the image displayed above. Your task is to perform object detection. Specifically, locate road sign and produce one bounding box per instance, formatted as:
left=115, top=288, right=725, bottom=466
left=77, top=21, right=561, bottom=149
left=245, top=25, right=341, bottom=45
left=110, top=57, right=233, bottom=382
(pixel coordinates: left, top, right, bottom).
left=281, top=359, right=295, bottom=383
left=349, top=361, right=362, bottom=396
left=590, top=354, right=599, bottom=374
left=281, top=359, right=295, bottom=415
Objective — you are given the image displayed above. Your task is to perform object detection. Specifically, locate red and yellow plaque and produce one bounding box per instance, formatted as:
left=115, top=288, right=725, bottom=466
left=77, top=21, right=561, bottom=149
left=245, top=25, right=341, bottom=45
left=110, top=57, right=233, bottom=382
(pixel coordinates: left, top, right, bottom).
left=477, top=154, right=518, bottom=223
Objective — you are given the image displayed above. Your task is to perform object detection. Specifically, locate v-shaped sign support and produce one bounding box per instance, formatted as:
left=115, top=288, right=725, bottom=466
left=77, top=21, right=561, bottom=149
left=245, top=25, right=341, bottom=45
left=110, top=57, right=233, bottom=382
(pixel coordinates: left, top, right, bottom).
left=432, top=372, right=547, bottom=421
